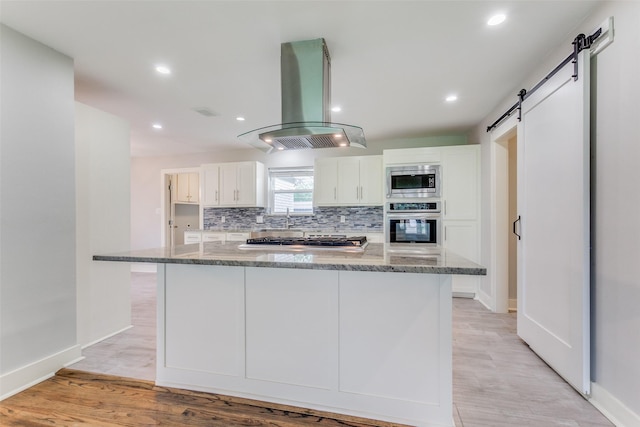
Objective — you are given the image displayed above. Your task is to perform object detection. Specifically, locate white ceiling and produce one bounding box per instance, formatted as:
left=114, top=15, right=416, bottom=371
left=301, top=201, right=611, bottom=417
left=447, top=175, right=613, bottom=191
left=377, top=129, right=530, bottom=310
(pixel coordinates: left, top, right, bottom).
left=0, top=0, right=601, bottom=157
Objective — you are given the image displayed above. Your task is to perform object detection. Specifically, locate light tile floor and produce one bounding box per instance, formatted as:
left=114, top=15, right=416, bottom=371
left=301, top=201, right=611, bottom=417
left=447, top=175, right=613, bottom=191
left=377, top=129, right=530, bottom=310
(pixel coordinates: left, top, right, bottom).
left=70, top=273, right=614, bottom=427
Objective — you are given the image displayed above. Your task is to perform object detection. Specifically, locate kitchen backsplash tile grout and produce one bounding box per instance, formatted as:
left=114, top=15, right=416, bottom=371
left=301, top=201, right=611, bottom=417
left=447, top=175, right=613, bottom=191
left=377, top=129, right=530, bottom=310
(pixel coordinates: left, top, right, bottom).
left=203, top=206, right=383, bottom=232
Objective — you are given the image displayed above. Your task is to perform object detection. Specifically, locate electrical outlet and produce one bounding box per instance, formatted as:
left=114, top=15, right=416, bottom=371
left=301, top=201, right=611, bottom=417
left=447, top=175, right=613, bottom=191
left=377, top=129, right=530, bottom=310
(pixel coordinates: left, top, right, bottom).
left=221, top=216, right=225, bottom=223
left=340, top=215, right=346, bottom=223
left=256, top=215, right=264, bottom=224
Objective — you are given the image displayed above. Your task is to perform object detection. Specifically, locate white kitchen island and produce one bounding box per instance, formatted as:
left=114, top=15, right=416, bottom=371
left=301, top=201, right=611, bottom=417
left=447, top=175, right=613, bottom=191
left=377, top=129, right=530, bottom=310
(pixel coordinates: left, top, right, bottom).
left=95, top=242, right=485, bottom=427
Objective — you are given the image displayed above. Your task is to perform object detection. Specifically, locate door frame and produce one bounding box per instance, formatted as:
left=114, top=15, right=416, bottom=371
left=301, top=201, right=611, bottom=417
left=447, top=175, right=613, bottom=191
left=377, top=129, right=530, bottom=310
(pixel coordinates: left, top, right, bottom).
left=160, top=167, right=201, bottom=247
left=487, top=116, right=518, bottom=314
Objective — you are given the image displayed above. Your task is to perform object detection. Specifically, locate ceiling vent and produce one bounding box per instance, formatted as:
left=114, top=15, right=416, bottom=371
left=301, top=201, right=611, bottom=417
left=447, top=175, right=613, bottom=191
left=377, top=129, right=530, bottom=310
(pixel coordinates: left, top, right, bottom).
left=193, top=107, right=217, bottom=117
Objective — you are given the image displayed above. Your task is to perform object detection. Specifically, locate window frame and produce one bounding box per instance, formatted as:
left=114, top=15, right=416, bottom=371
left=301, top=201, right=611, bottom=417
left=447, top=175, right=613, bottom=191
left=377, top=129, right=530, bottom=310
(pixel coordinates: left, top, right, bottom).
left=268, top=166, right=314, bottom=215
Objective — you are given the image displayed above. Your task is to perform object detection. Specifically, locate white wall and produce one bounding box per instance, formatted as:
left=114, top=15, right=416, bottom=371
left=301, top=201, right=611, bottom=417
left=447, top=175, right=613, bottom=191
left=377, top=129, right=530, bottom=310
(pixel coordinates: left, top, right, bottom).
left=131, top=135, right=467, bottom=250
left=471, top=2, right=640, bottom=424
left=75, top=102, right=131, bottom=347
left=0, top=24, right=80, bottom=398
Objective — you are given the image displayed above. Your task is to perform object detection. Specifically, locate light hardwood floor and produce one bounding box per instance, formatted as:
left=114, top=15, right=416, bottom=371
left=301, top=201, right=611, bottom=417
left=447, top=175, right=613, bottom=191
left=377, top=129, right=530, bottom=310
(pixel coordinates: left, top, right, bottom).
left=16, top=273, right=615, bottom=426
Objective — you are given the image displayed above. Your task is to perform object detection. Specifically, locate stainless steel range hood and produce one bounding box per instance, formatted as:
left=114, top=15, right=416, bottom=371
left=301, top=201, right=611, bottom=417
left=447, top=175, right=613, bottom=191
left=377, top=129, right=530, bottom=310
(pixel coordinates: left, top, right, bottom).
left=238, top=38, right=366, bottom=153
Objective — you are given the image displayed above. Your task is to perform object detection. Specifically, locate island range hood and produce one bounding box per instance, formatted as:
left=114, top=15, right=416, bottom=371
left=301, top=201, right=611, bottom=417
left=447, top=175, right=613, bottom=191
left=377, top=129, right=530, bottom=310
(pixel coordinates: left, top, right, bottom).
left=238, top=38, right=366, bottom=153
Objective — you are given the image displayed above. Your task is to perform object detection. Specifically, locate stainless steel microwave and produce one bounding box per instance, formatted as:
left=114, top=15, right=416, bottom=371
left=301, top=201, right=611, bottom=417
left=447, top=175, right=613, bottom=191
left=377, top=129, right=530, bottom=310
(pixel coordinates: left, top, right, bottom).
left=386, top=164, right=441, bottom=198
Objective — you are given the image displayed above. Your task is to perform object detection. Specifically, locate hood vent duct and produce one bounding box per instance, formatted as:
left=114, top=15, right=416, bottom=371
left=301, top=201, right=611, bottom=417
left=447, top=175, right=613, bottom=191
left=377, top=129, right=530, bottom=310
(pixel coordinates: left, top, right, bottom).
left=238, top=38, right=366, bottom=153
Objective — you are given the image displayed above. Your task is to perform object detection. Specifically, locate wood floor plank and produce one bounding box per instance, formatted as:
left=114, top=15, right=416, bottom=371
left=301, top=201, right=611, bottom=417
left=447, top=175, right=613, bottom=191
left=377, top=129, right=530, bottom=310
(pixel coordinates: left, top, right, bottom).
left=1, top=368, right=407, bottom=427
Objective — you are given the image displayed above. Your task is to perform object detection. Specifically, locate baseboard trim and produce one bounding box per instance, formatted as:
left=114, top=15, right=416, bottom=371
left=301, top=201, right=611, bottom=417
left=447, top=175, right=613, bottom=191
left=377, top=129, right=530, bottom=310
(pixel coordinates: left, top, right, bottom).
left=452, top=292, right=475, bottom=299
left=508, top=298, right=517, bottom=312
left=131, top=263, right=157, bottom=273
left=0, top=344, right=82, bottom=401
left=590, top=381, right=640, bottom=427
left=81, top=325, right=133, bottom=350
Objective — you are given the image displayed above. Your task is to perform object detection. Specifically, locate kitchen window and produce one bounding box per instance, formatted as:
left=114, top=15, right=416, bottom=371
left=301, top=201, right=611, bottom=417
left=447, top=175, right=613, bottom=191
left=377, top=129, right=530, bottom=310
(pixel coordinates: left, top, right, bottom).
left=268, top=167, right=314, bottom=214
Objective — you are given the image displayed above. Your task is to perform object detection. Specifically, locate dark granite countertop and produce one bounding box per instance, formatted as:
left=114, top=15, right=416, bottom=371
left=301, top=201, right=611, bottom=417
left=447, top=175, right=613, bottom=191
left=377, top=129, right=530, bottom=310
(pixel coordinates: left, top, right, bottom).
left=94, top=242, right=486, bottom=276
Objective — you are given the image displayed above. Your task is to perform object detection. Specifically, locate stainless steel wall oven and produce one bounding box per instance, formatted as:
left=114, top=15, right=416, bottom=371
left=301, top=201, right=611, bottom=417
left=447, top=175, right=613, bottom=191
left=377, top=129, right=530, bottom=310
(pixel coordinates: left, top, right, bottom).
left=386, top=202, right=441, bottom=246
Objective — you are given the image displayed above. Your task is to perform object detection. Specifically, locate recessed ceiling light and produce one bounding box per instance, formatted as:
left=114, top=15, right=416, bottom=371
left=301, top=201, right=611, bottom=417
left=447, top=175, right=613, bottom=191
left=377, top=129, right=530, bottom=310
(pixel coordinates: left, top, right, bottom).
left=334, top=133, right=343, bottom=138
left=236, top=116, right=245, bottom=121
left=331, top=106, right=342, bottom=112
left=487, top=13, right=506, bottom=26
left=264, top=138, right=272, bottom=143
left=277, top=146, right=284, bottom=151
left=445, top=95, right=458, bottom=102
left=152, top=123, right=163, bottom=129
left=339, top=143, right=347, bottom=147
left=155, top=65, right=171, bottom=75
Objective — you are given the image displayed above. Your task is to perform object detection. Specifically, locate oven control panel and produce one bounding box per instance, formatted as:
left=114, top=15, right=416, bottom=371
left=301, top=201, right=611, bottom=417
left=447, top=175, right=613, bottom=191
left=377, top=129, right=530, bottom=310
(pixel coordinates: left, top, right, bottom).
left=386, top=201, right=440, bottom=212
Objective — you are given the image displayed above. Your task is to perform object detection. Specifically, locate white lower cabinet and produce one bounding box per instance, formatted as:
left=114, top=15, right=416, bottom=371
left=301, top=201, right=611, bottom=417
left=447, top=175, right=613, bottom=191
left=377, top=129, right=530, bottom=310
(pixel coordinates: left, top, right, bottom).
left=201, top=232, right=226, bottom=242
left=164, top=265, right=245, bottom=376
left=225, top=232, right=250, bottom=241
left=158, top=264, right=453, bottom=426
left=443, top=221, right=480, bottom=295
left=245, top=268, right=336, bottom=389
left=183, top=231, right=202, bottom=244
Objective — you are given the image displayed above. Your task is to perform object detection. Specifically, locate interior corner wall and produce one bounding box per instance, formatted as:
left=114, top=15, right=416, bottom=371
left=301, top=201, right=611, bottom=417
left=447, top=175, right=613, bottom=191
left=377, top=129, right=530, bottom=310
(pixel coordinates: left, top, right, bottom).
left=75, top=102, right=131, bottom=347
left=471, top=2, right=640, bottom=424
left=0, top=24, right=80, bottom=397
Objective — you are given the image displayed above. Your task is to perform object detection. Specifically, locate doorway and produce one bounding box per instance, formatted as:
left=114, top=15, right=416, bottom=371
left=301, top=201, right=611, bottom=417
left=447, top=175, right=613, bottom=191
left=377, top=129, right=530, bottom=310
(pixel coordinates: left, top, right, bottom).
left=490, top=119, right=518, bottom=314
left=160, top=168, right=201, bottom=248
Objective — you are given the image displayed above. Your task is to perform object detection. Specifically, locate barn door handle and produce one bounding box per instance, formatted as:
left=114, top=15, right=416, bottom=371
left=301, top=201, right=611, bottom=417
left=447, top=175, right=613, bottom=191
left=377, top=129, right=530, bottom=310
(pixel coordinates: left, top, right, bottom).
left=513, top=215, right=521, bottom=240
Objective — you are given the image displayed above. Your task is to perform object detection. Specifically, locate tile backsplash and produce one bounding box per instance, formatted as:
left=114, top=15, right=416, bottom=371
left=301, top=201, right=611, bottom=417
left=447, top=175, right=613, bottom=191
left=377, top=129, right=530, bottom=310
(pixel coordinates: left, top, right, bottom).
left=203, top=206, right=383, bottom=232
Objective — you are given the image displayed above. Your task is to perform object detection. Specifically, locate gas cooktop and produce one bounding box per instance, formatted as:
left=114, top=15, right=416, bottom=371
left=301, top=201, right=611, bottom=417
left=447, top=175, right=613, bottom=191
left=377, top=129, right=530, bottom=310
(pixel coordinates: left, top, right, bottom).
left=238, top=236, right=368, bottom=252
left=245, top=236, right=367, bottom=247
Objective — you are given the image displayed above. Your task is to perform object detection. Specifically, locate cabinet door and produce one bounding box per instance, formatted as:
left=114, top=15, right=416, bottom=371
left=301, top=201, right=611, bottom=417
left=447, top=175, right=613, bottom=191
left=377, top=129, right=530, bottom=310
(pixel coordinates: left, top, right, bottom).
left=442, top=146, right=479, bottom=220
left=337, top=157, right=360, bottom=204
left=443, top=221, right=479, bottom=295
left=219, top=163, right=238, bottom=206
left=313, top=158, right=338, bottom=205
left=176, top=173, right=199, bottom=203
left=165, top=265, right=245, bottom=376
left=175, top=173, right=191, bottom=203
left=235, top=162, right=256, bottom=206
left=201, top=166, right=220, bottom=206
left=358, top=156, right=383, bottom=205
left=188, top=172, right=200, bottom=203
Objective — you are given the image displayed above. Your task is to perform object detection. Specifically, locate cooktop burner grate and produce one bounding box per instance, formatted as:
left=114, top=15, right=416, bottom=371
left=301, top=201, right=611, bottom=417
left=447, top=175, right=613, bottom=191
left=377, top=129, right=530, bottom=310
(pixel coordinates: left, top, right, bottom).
left=245, top=236, right=367, bottom=247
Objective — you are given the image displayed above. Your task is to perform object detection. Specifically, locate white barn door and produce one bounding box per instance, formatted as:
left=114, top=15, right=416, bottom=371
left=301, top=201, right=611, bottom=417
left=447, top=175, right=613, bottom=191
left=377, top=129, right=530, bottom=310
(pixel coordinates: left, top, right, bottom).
left=516, top=50, right=590, bottom=395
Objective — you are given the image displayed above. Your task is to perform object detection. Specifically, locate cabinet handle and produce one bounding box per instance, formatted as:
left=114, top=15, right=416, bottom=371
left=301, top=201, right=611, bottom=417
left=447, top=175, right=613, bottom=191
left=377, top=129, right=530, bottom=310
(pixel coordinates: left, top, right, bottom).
left=360, top=186, right=363, bottom=200
left=215, top=190, right=218, bottom=202
left=444, top=200, right=447, bottom=215
left=513, top=215, right=521, bottom=240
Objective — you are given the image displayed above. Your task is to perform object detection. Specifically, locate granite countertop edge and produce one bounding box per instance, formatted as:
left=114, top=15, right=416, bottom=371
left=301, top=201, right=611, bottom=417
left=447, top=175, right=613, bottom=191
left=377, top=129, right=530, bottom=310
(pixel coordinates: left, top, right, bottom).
left=93, top=243, right=486, bottom=276
left=93, top=254, right=485, bottom=275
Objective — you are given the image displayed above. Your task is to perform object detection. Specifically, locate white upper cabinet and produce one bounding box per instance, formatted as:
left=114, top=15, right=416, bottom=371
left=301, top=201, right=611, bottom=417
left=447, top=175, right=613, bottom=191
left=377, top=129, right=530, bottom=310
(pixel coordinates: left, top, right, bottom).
left=313, top=157, right=339, bottom=205
left=358, top=156, right=383, bottom=204
left=175, top=172, right=199, bottom=204
left=201, top=161, right=265, bottom=207
left=315, top=155, right=382, bottom=206
left=337, top=157, right=360, bottom=204
left=441, top=145, right=480, bottom=220
left=201, top=167, right=220, bottom=206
